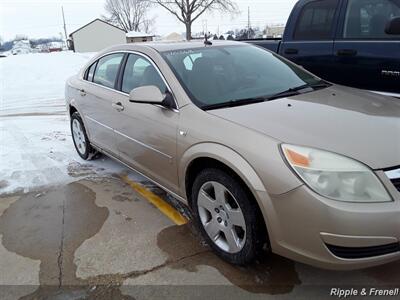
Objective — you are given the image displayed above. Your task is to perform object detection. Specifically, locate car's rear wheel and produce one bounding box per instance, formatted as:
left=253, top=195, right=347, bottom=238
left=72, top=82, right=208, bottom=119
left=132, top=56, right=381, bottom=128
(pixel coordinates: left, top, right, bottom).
left=71, top=112, right=98, bottom=160
left=191, top=168, right=266, bottom=265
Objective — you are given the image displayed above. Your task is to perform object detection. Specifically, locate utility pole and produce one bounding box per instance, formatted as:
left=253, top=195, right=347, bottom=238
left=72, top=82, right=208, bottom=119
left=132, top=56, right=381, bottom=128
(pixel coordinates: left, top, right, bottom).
left=247, top=6, right=251, bottom=39
left=61, top=6, right=68, bottom=41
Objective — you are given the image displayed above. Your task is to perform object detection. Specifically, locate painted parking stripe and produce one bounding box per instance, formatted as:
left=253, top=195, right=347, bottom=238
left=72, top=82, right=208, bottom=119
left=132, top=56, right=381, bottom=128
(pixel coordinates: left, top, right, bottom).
left=121, top=175, right=188, bottom=226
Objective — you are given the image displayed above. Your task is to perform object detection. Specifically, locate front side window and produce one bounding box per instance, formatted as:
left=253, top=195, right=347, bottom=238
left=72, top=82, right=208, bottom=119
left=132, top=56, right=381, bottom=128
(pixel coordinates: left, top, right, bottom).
left=93, top=53, right=124, bottom=89
left=343, top=0, right=400, bottom=39
left=163, top=45, right=323, bottom=109
left=122, top=54, right=166, bottom=93
left=294, top=0, right=338, bottom=40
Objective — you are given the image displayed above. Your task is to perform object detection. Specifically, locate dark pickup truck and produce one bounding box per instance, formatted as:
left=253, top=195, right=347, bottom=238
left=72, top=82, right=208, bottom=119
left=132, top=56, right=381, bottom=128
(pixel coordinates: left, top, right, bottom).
left=245, top=0, right=400, bottom=97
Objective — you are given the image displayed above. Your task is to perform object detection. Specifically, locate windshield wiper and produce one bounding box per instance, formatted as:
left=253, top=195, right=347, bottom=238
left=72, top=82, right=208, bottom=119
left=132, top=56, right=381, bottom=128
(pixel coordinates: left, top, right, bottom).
left=267, top=81, right=331, bottom=101
left=202, top=97, right=268, bottom=111
left=202, top=81, right=332, bottom=110
left=309, top=81, right=332, bottom=90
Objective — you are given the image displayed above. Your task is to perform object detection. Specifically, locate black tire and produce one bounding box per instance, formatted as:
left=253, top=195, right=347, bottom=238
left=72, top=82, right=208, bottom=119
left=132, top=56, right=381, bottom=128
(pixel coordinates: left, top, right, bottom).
left=191, top=168, right=267, bottom=265
left=70, top=112, right=98, bottom=160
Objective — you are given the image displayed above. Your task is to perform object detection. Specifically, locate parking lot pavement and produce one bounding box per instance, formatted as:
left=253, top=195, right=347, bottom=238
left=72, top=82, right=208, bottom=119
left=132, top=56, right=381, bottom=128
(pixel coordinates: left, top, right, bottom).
left=0, top=174, right=400, bottom=300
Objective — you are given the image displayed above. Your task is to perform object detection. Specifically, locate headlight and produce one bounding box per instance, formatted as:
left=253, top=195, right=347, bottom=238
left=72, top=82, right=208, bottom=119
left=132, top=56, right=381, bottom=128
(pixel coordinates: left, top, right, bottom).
left=281, top=144, right=392, bottom=203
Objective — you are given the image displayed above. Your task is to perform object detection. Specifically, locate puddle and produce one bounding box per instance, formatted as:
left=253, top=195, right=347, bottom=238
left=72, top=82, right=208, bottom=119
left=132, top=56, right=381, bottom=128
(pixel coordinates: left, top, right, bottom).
left=0, top=181, right=135, bottom=299
left=113, top=195, right=133, bottom=202
left=157, top=223, right=301, bottom=294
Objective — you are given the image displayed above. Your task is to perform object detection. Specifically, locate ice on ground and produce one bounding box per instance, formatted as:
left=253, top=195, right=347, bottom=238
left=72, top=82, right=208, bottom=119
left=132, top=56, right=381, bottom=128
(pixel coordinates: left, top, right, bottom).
left=0, top=51, right=142, bottom=195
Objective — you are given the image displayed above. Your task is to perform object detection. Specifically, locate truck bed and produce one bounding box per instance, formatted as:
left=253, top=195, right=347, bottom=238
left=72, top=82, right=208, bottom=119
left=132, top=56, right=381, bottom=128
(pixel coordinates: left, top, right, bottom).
left=239, top=38, right=281, bottom=53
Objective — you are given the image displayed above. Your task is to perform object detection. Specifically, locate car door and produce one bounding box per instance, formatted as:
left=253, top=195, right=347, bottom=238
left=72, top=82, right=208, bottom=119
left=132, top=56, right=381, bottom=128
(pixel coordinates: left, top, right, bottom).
left=280, top=0, right=340, bottom=81
left=333, top=0, right=400, bottom=93
left=79, top=53, right=125, bottom=154
left=112, top=53, right=180, bottom=192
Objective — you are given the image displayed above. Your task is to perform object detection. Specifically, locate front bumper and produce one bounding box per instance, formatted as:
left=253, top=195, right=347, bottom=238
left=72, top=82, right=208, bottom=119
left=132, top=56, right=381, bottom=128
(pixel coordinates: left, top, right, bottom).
left=261, top=174, right=400, bottom=270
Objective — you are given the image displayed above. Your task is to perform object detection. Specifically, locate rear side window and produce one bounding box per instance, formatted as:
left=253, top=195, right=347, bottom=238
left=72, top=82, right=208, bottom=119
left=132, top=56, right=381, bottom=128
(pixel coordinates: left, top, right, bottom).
left=294, top=0, right=338, bottom=40
left=343, top=0, right=400, bottom=39
left=93, top=53, right=124, bottom=89
left=121, top=54, right=166, bottom=93
left=85, top=62, right=97, bottom=82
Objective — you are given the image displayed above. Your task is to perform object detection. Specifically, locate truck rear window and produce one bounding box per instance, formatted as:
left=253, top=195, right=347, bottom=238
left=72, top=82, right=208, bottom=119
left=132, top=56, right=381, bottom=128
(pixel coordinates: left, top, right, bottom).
left=294, top=0, right=338, bottom=40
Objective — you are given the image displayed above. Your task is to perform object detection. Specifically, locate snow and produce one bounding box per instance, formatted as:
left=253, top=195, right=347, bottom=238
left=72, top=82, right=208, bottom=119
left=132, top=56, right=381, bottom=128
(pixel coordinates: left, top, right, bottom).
left=0, top=52, right=94, bottom=116
left=126, top=31, right=154, bottom=38
left=10, top=40, right=32, bottom=55
left=0, top=51, right=141, bottom=195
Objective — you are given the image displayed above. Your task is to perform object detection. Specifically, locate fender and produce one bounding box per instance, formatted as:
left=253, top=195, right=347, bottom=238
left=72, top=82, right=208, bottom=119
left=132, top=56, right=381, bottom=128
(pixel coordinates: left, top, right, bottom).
left=179, top=142, right=267, bottom=197
left=67, top=99, right=93, bottom=141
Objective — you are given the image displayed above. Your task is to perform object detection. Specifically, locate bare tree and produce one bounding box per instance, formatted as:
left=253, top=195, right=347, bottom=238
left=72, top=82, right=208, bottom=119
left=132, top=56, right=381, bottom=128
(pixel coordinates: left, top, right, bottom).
left=154, top=0, right=237, bottom=40
left=142, top=16, right=156, bottom=33
left=104, top=0, right=154, bottom=33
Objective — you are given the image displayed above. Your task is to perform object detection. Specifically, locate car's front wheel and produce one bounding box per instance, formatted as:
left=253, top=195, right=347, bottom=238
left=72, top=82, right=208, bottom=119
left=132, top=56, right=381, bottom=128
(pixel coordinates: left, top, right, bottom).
left=191, top=168, right=266, bottom=265
left=70, top=112, right=97, bottom=160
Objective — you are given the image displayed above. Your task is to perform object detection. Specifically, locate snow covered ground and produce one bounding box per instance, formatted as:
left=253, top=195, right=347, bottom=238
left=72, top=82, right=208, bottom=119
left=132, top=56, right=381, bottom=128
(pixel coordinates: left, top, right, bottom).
left=0, top=52, right=94, bottom=116
left=0, top=51, right=136, bottom=194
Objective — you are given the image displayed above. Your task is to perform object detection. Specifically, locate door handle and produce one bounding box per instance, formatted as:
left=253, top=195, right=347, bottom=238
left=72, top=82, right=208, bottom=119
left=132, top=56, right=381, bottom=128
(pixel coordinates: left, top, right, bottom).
left=284, top=48, right=299, bottom=55
left=79, top=89, right=86, bottom=97
left=112, top=102, right=124, bottom=112
left=336, top=49, right=357, bottom=57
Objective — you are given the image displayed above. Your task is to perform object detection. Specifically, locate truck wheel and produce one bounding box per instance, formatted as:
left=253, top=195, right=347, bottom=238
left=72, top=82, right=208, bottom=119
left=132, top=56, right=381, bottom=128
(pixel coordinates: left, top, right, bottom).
left=191, top=168, right=266, bottom=265
left=71, top=112, right=98, bottom=160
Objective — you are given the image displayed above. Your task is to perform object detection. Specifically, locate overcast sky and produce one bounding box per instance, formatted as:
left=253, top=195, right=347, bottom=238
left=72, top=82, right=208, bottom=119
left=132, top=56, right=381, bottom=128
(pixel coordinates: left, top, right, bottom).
left=0, top=0, right=297, bottom=41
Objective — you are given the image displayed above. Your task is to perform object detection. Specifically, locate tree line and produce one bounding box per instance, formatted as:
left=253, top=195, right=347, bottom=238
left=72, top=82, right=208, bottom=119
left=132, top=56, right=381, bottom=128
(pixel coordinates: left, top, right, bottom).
left=103, top=0, right=237, bottom=40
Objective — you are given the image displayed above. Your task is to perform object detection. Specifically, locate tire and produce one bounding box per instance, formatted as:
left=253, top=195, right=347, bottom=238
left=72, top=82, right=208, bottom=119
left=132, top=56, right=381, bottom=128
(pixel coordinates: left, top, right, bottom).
left=191, top=168, right=266, bottom=265
left=70, top=112, right=98, bottom=160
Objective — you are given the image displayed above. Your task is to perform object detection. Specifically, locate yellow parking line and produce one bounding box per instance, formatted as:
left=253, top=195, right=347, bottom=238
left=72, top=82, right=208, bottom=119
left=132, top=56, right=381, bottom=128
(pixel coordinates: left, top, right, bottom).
left=121, top=175, right=188, bottom=226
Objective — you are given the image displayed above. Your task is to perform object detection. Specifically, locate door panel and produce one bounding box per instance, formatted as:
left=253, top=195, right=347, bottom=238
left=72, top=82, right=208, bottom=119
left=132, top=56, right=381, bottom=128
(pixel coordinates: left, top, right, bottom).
left=280, top=0, right=340, bottom=80
left=79, top=53, right=124, bottom=154
left=281, top=41, right=335, bottom=79
left=114, top=53, right=179, bottom=192
left=115, top=98, right=179, bottom=191
left=81, top=83, right=120, bottom=153
left=333, top=0, right=400, bottom=93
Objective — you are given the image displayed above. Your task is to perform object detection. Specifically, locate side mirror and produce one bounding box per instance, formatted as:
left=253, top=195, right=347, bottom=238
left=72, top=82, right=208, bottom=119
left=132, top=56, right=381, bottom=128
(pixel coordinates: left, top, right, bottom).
left=385, top=17, right=400, bottom=35
left=129, top=85, right=164, bottom=104
left=129, top=85, right=175, bottom=109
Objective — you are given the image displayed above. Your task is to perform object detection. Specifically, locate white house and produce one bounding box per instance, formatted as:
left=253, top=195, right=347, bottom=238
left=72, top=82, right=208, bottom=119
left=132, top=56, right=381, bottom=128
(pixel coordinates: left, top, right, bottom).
left=69, top=19, right=126, bottom=53
left=126, top=31, right=154, bottom=43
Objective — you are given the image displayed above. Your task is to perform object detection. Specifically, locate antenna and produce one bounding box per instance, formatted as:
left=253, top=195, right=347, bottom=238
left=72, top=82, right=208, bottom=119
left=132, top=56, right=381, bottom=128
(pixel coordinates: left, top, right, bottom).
left=204, top=33, right=212, bottom=46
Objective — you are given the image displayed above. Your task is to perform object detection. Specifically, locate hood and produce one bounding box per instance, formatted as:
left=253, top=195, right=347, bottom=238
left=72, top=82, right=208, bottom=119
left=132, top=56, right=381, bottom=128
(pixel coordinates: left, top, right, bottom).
left=209, top=85, right=400, bottom=169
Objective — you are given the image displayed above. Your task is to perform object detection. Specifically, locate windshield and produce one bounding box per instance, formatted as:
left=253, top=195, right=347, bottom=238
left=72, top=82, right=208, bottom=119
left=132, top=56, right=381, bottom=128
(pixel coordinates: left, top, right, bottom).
left=162, top=44, right=325, bottom=110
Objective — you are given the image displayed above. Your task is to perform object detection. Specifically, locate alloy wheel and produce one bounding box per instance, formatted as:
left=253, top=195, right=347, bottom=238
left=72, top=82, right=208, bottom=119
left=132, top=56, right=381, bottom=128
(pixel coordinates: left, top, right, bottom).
left=197, top=181, right=246, bottom=253
left=72, top=119, right=87, bottom=155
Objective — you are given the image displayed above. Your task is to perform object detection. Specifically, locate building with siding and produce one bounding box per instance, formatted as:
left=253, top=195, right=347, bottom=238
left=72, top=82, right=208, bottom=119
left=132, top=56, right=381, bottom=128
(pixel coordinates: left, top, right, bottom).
left=126, top=31, right=154, bottom=43
left=68, top=19, right=126, bottom=53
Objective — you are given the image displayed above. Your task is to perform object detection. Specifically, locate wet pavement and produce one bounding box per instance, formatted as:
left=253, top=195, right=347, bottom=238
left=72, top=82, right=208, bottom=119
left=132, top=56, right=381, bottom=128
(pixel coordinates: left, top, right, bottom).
left=0, top=175, right=399, bottom=300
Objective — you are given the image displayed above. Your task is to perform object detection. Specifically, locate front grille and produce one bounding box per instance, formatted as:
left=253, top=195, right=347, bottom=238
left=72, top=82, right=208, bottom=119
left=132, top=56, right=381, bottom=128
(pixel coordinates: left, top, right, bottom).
left=391, top=178, right=400, bottom=192
left=326, top=243, right=400, bottom=259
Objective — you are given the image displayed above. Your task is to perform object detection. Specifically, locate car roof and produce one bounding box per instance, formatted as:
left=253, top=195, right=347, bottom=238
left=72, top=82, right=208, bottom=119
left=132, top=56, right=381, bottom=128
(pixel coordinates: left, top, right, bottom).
left=104, top=40, right=246, bottom=53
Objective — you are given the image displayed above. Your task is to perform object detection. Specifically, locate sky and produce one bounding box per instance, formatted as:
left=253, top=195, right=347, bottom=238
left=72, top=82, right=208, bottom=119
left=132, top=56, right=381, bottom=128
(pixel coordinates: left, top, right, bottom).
left=0, top=0, right=297, bottom=41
